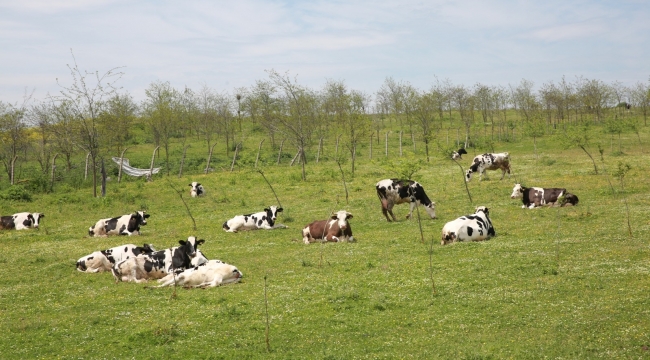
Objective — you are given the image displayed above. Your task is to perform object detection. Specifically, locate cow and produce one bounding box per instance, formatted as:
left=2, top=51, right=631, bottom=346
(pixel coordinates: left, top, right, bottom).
left=112, top=236, right=205, bottom=283
left=222, top=206, right=287, bottom=232
left=88, top=211, right=150, bottom=237
left=0, top=212, right=45, bottom=230
left=452, top=148, right=468, bottom=160
left=465, top=152, right=511, bottom=182
left=76, top=243, right=157, bottom=273
left=441, top=206, right=495, bottom=245
left=189, top=182, right=205, bottom=197
left=153, top=261, right=242, bottom=288
left=510, top=184, right=579, bottom=209
left=302, top=210, right=354, bottom=244
left=375, top=179, right=436, bottom=222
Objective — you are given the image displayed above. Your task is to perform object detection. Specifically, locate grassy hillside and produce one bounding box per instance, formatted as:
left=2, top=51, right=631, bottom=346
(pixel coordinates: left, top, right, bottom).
left=1, top=120, right=649, bottom=359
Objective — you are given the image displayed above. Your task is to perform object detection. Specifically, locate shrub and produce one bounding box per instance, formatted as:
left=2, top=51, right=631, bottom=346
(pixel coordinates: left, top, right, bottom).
left=0, top=185, right=33, bottom=202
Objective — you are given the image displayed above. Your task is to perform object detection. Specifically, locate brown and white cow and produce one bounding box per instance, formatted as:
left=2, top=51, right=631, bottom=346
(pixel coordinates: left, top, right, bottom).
left=302, top=210, right=354, bottom=244
left=0, top=212, right=44, bottom=230
left=465, top=152, right=511, bottom=182
left=375, top=179, right=436, bottom=222
left=510, top=184, right=579, bottom=209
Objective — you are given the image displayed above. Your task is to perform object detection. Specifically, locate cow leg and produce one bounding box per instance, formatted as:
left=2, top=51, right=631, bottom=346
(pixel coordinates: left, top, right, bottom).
left=380, top=199, right=392, bottom=222
left=406, top=201, right=416, bottom=220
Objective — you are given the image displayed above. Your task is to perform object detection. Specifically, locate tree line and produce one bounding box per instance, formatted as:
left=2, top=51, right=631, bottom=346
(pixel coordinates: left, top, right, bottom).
left=1, top=60, right=649, bottom=196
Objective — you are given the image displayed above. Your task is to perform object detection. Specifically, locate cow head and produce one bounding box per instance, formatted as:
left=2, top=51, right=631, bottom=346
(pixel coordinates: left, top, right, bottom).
left=452, top=148, right=467, bottom=160
left=265, top=206, right=283, bottom=222
left=132, top=211, right=149, bottom=225
left=475, top=206, right=489, bottom=216
left=331, top=210, right=353, bottom=230
left=178, top=236, right=206, bottom=258
left=31, top=213, right=44, bottom=228
left=219, top=264, right=243, bottom=285
left=510, top=184, right=524, bottom=199
left=189, top=182, right=204, bottom=197
left=424, top=202, right=437, bottom=219
left=191, top=249, right=209, bottom=267
left=465, top=163, right=480, bottom=182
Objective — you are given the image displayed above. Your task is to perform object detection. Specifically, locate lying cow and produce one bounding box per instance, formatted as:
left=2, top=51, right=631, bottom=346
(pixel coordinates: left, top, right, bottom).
left=88, top=211, right=150, bottom=237
left=76, top=243, right=157, bottom=273
left=376, top=179, right=436, bottom=222
left=302, top=210, right=354, bottom=244
left=465, top=152, right=511, bottom=182
left=0, top=212, right=45, bottom=230
left=112, top=236, right=206, bottom=283
left=153, top=260, right=242, bottom=288
left=510, top=184, right=579, bottom=209
left=441, top=206, right=495, bottom=245
left=189, top=182, right=205, bottom=197
left=222, top=206, right=287, bottom=232
left=452, top=148, right=468, bottom=160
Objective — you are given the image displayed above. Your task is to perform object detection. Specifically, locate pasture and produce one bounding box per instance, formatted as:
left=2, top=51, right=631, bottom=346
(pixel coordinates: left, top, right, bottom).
left=1, top=124, right=649, bottom=359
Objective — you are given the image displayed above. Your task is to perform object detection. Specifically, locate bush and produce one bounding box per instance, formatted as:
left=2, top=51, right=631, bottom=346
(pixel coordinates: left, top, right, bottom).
left=0, top=185, right=33, bottom=202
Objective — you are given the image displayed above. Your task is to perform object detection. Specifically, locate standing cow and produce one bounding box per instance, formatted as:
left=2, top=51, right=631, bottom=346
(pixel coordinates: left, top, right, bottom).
left=222, top=206, right=287, bottom=232
left=376, top=179, right=436, bottom=222
left=510, top=184, right=579, bottom=209
left=76, top=243, right=157, bottom=273
left=302, top=210, right=354, bottom=244
left=441, top=206, right=495, bottom=245
left=465, top=152, right=511, bottom=182
left=189, top=182, right=205, bottom=197
left=88, top=211, right=150, bottom=237
left=0, top=212, right=45, bottom=230
left=452, top=148, right=468, bottom=160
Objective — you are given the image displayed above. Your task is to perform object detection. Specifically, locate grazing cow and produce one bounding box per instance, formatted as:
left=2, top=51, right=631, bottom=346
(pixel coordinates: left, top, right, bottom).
left=510, top=184, right=578, bottom=209
left=441, top=206, right=495, bottom=245
left=375, top=179, right=436, bottom=222
left=452, top=148, right=468, bottom=160
left=112, top=236, right=205, bottom=283
left=465, top=152, right=511, bottom=182
left=222, top=206, right=287, bottom=232
left=302, top=210, right=354, bottom=244
left=76, top=243, right=157, bottom=273
left=189, top=182, right=205, bottom=197
left=153, top=261, right=242, bottom=288
left=88, top=211, right=150, bottom=237
left=0, top=212, right=44, bottom=230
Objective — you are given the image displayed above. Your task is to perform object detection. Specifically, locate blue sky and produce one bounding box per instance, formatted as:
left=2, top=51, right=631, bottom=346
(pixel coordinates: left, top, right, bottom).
left=1, top=0, right=648, bottom=103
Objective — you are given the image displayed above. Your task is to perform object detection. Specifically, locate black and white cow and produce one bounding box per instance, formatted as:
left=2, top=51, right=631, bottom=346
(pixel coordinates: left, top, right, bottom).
left=189, top=182, right=205, bottom=197
left=441, top=206, right=495, bottom=245
left=510, top=184, right=579, bottom=209
left=112, top=236, right=205, bottom=283
left=222, top=206, right=287, bottom=232
left=76, top=243, right=157, bottom=273
left=465, top=152, right=511, bottom=182
left=153, top=260, right=242, bottom=288
left=375, top=179, right=436, bottom=222
left=88, top=211, right=150, bottom=237
left=0, top=212, right=45, bottom=230
left=452, top=148, right=468, bottom=160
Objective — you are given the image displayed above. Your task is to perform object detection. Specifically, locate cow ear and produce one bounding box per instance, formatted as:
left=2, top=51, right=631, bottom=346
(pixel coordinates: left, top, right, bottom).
left=264, top=208, right=270, bottom=212
left=178, top=240, right=186, bottom=246
left=144, top=214, right=150, bottom=218
left=188, top=184, right=192, bottom=187
left=331, top=214, right=338, bottom=219
left=346, top=214, right=353, bottom=219
left=39, top=213, right=45, bottom=218
left=197, top=239, right=205, bottom=245
left=277, top=207, right=283, bottom=212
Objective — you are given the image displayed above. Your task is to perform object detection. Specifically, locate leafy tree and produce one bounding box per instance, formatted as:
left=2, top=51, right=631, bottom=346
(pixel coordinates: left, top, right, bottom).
left=561, top=123, right=598, bottom=174
left=143, top=81, right=179, bottom=175
left=0, top=101, right=30, bottom=184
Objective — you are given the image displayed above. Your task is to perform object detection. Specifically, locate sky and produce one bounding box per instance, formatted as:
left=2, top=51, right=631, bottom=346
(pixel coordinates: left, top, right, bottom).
left=1, top=0, right=649, bottom=104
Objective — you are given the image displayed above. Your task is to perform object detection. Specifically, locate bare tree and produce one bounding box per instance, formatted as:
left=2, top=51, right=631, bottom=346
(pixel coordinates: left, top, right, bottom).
left=52, top=52, right=123, bottom=197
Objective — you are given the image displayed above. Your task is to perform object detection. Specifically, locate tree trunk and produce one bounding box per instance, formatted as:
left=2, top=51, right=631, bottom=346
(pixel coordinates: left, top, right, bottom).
left=118, top=147, right=129, bottom=183
left=179, top=145, right=189, bottom=178
left=255, top=139, right=265, bottom=168
left=369, top=135, right=373, bottom=160
left=385, top=132, right=388, bottom=157
left=579, top=145, right=598, bottom=174
left=316, top=137, right=323, bottom=163
left=277, top=139, right=285, bottom=165
left=101, top=158, right=107, bottom=197
left=399, top=131, right=403, bottom=156
left=205, top=142, right=218, bottom=174
left=300, top=147, right=306, bottom=181
left=51, top=154, right=59, bottom=191
left=92, top=156, right=97, bottom=197
left=84, top=152, right=91, bottom=181
left=149, top=146, right=159, bottom=182
left=230, top=143, right=241, bottom=172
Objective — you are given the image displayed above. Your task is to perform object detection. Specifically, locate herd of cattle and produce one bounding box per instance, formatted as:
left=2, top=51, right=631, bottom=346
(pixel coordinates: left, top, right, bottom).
left=1, top=151, right=579, bottom=288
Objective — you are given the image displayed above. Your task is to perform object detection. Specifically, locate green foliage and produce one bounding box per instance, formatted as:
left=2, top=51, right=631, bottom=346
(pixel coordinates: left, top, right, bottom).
left=0, top=184, right=32, bottom=201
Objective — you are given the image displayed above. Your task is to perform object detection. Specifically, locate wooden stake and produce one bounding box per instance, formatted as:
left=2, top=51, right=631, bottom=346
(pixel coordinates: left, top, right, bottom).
left=50, top=153, right=59, bottom=191
left=84, top=152, right=91, bottom=181
left=178, top=145, right=189, bottom=178
left=255, top=139, right=265, bottom=168
left=230, top=142, right=241, bottom=172
left=276, top=139, right=285, bottom=165
left=205, top=142, right=218, bottom=174
left=399, top=131, right=403, bottom=156
left=118, top=147, right=129, bottom=183
left=149, top=146, right=160, bottom=181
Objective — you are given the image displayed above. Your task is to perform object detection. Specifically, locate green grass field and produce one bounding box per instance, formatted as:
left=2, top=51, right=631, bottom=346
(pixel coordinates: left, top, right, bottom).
left=1, top=123, right=649, bottom=359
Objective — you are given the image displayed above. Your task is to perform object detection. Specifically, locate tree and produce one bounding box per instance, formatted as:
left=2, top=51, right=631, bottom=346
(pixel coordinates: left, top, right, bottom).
left=561, top=123, right=598, bottom=174
left=53, top=53, right=123, bottom=197
left=100, top=93, right=137, bottom=154
left=268, top=70, right=317, bottom=181
left=0, top=101, right=30, bottom=184
left=143, top=81, right=179, bottom=176
left=29, top=101, right=55, bottom=174
left=413, top=90, right=437, bottom=162
left=630, top=81, right=649, bottom=126
left=247, top=80, right=281, bottom=148
left=48, top=100, right=77, bottom=171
